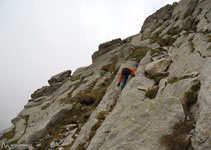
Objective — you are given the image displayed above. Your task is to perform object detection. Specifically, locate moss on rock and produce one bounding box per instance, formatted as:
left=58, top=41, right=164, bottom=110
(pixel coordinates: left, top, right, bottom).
left=146, top=72, right=169, bottom=85
left=167, top=75, right=191, bottom=85
left=166, top=27, right=182, bottom=36
left=96, top=111, right=109, bottom=120
left=146, top=87, right=159, bottom=99
left=126, top=46, right=149, bottom=63
left=150, top=31, right=176, bottom=46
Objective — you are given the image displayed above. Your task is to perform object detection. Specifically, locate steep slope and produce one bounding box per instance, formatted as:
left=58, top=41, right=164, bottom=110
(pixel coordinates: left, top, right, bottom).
left=1, top=0, right=211, bottom=149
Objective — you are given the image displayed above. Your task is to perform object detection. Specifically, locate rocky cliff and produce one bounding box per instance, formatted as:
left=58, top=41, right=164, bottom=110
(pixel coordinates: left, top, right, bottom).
left=1, top=0, right=211, bottom=149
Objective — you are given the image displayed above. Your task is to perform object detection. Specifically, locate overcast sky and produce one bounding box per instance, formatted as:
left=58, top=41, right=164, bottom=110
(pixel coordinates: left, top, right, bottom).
left=0, top=0, right=179, bottom=131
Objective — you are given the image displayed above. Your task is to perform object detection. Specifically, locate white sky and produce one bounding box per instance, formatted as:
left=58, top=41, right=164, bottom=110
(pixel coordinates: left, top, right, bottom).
left=0, top=0, right=179, bottom=131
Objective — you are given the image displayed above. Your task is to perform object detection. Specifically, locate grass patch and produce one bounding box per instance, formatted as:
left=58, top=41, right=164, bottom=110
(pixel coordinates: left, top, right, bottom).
left=146, top=87, right=159, bottom=99
left=152, top=72, right=169, bottom=85
left=166, top=27, right=182, bottom=36
left=167, top=75, right=191, bottom=84
left=101, top=55, right=118, bottom=73
left=145, top=72, right=169, bottom=85
left=0, top=127, right=16, bottom=141
left=160, top=120, right=194, bottom=150
left=150, top=31, right=176, bottom=46
left=126, top=46, right=149, bottom=63
left=41, top=103, right=51, bottom=110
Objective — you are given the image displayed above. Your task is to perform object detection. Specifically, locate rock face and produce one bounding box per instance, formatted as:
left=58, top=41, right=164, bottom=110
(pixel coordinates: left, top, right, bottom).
left=145, top=57, right=172, bottom=76
left=1, top=0, right=211, bottom=150
left=48, top=70, right=72, bottom=86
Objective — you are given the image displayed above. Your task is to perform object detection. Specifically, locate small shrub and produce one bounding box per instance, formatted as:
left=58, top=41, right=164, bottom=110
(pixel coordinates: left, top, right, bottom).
left=91, top=121, right=102, bottom=132
left=191, top=80, right=201, bottom=92
left=126, top=46, right=149, bottom=63
left=183, top=91, right=198, bottom=109
left=146, top=87, right=159, bottom=99
left=160, top=120, right=194, bottom=150
left=96, top=111, right=109, bottom=120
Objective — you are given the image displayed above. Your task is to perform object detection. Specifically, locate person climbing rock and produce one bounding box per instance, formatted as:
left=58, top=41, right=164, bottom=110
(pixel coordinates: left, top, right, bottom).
left=117, top=68, right=135, bottom=89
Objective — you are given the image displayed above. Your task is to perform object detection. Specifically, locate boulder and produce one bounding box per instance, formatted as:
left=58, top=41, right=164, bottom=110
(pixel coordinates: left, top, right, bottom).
left=145, top=58, right=172, bottom=76
left=92, top=38, right=122, bottom=61
left=48, top=70, right=71, bottom=86
left=98, top=38, right=122, bottom=50
left=31, top=83, right=61, bottom=99
left=24, top=101, right=43, bottom=109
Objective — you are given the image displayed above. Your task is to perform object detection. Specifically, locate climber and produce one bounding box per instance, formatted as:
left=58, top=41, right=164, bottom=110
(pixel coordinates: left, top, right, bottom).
left=117, top=68, right=135, bottom=89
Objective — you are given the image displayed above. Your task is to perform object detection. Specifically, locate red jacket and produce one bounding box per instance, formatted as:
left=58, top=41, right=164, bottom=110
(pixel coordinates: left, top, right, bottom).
left=118, top=68, right=135, bottom=83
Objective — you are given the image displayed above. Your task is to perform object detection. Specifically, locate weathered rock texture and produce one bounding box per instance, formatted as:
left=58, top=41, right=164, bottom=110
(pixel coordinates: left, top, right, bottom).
left=1, top=0, right=211, bottom=150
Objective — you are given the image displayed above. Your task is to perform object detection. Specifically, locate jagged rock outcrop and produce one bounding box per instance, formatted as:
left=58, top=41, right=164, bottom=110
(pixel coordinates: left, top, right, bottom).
left=145, top=57, right=172, bottom=76
left=1, top=0, right=211, bottom=150
left=48, top=70, right=72, bottom=86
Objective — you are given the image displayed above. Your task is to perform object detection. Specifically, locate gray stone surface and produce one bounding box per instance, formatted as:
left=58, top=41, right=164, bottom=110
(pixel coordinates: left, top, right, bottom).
left=192, top=58, right=211, bottom=150
left=145, top=57, right=172, bottom=76
left=87, top=51, right=183, bottom=150
left=2, top=1, right=211, bottom=150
